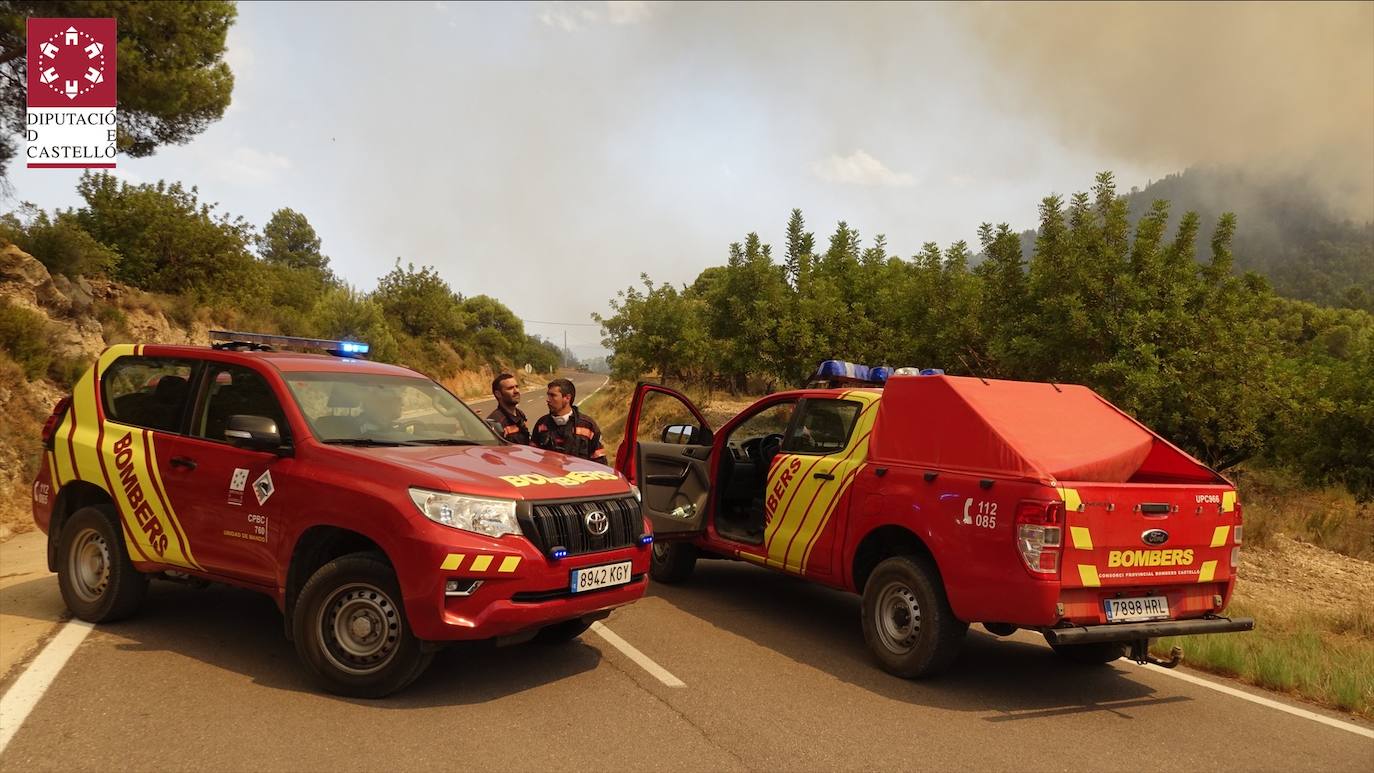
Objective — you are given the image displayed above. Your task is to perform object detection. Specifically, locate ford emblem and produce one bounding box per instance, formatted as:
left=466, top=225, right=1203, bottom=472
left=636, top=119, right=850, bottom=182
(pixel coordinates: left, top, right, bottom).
left=585, top=510, right=609, bottom=536
left=1141, top=528, right=1169, bottom=546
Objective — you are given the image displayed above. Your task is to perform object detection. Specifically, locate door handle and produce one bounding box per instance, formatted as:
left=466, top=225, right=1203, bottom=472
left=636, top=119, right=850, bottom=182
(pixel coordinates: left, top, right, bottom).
left=813, top=472, right=835, bottom=481
left=170, top=456, right=197, bottom=471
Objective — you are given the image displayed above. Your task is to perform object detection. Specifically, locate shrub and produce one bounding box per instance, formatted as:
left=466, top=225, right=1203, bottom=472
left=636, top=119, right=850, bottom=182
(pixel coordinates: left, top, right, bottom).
left=0, top=301, right=52, bottom=380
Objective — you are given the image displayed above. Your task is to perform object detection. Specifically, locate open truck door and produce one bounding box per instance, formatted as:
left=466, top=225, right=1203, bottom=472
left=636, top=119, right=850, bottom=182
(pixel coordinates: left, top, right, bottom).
left=614, top=383, right=714, bottom=538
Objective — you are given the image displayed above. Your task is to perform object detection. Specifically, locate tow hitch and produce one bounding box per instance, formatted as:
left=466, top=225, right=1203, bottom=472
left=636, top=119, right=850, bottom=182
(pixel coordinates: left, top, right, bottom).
left=1131, top=639, right=1182, bottom=668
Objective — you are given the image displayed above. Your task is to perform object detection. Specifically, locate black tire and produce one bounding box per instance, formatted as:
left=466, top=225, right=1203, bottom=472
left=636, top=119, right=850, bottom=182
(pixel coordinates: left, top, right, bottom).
left=861, top=555, right=967, bottom=678
left=292, top=553, right=433, bottom=698
left=1049, top=640, right=1126, bottom=665
left=650, top=542, right=697, bottom=584
left=56, top=505, right=149, bottom=623
left=533, top=618, right=593, bottom=644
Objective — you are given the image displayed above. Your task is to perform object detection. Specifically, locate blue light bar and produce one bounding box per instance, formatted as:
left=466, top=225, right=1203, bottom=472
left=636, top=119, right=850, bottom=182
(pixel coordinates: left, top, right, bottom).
left=639, top=535, right=654, bottom=546
left=209, top=330, right=371, bottom=358
left=869, top=367, right=893, bottom=383
left=550, top=547, right=568, bottom=560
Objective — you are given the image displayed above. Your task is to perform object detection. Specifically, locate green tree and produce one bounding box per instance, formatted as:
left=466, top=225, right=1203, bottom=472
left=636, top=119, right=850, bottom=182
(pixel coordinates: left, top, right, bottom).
left=0, top=1, right=237, bottom=180
left=0, top=204, right=119, bottom=277
left=72, top=172, right=254, bottom=294
left=259, top=208, right=332, bottom=276
left=372, top=260, right=468, bottom=340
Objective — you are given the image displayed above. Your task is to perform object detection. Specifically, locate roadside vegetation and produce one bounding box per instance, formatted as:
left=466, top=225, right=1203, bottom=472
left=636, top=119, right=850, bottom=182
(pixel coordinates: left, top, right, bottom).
left=597, top=172, right=1374, bottom=508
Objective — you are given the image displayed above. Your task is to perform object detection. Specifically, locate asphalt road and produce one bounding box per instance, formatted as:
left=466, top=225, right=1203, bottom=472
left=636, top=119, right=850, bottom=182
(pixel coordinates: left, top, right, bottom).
left=2, top=371, right=1371, bottom=770
left=466, top=370, right=611, bottom=425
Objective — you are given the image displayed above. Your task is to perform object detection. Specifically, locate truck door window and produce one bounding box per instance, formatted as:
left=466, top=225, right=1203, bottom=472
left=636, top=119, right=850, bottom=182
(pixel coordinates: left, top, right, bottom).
left=100, top=356, right=199, bottom=433
left=194, top=364, right=291, bottom=443
left=784, top=399, right=861, bottom=455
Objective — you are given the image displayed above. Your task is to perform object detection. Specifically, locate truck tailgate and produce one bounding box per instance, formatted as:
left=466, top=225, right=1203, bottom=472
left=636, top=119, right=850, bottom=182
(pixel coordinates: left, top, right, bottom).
left=1057, top=483, right=1240, bottom=591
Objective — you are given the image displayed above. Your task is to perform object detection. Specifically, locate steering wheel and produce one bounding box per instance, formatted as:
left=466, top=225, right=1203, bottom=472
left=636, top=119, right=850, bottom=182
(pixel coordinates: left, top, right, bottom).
left=758, top=434, right=784, bottom=470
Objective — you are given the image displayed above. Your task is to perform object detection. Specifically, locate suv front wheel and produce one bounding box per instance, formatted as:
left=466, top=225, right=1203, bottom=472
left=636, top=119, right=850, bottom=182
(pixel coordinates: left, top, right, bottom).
left=293, top=553, right=433, bottom=698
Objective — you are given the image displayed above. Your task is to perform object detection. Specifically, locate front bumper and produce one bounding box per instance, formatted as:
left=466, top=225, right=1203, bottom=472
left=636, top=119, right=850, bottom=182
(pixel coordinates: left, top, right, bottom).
left=1043, top=615, right=1255, bottom=645
left=400, top=535, right=652, bottom=641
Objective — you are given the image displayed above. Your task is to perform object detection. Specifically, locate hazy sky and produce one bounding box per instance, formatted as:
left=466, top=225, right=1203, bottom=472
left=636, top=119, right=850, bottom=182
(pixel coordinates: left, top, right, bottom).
left=7, top=1, right=1371, bottom=357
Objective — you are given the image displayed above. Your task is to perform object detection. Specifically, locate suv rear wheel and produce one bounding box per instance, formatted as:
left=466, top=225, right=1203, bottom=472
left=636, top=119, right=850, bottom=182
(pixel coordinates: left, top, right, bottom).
left=57, top=505, right=149, bottom=622
left=861, top=555, right=966, bottom=678
left=292, top=553, right=433, bottom=698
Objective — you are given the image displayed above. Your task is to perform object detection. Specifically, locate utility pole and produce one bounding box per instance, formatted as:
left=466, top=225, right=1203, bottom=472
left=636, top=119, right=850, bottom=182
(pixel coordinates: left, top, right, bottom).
left=564, top=330, right=568, bottom=368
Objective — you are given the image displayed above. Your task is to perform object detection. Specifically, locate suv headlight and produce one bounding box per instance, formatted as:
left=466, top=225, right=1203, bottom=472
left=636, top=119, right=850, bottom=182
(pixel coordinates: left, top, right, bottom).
left=408, top=488, right=521, bottom=538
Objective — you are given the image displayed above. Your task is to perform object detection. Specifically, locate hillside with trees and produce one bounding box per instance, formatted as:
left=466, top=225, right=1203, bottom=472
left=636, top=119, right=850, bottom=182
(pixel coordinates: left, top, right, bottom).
left=1, top=171, right=565, bottom=376
left=597, top=172, right=1374, bottom=503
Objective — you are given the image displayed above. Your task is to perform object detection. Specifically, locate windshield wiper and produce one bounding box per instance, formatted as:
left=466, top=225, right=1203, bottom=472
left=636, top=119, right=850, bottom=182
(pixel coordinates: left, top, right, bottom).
left=408, top=438, right=483, bottom=446
left=323, top=438, right=415, bottom=447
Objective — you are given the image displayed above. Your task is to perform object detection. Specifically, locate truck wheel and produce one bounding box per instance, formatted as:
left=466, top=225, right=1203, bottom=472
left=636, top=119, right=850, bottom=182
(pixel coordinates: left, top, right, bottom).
left=293, top=553, right=433, bottom=698
left=861, top=555, right=966, bottom=678
left=533, top=618, right=593, bottom=644
left=1049, top=641, right=1126, bottom=665
left=649, top=542, right=697, bottom=584
left=57, top=505, right=148, bottom=623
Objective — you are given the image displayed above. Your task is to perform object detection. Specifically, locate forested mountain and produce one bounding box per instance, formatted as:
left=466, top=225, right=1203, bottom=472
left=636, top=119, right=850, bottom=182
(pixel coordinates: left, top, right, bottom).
left=1016, top=167, right=1373, bottom=311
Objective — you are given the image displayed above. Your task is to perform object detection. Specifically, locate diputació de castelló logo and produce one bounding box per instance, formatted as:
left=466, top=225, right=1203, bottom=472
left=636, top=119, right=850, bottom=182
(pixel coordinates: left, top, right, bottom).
left=26, top=17, right=118, bottom=169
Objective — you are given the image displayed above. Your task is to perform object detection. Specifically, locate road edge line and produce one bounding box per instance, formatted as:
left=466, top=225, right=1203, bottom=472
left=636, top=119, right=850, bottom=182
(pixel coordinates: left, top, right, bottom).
left=576, top=377, right=610, bottom=407
left=1130, top=661, right=1374, bottom=739
left=590, top=621, right=685, bottom=688
left=0, top=619, right=92, bottom=755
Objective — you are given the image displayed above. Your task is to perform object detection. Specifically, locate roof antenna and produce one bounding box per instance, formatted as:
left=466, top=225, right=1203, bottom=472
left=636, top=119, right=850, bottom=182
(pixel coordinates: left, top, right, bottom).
left=1050, top=381, right=1063, bottom=393
left=956, top=353, right=989, bottom=385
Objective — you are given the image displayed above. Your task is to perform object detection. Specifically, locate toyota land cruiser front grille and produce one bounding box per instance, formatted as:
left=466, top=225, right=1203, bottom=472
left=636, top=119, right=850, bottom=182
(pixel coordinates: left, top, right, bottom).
left=521, top=496, right=642, bottom=557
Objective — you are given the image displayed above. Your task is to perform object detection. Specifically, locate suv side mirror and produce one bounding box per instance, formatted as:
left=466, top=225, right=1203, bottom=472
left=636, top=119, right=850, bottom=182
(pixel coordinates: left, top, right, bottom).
left=226, top=414, right=286, bottom=452
left=661, top=424, right=711, bottom=446
left=486, top=419, right=506, bottom=438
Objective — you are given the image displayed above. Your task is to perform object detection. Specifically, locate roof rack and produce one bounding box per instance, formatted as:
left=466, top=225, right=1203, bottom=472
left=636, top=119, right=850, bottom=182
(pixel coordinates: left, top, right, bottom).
left=208, top=330, right=370, bottom=358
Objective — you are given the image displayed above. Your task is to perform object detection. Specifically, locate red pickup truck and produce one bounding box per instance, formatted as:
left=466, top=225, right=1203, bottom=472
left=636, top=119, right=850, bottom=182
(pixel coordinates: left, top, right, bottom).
left=616, top=367, right=1253, bottom=676
left=33, top=332, right=650, bottom=697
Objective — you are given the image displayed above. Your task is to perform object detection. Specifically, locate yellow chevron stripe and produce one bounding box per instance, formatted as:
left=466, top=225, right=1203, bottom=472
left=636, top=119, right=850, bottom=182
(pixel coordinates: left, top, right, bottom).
left=1198, top=560, right=1217, bottom=583
left=1078, top=564, right=1101, bottom=587
left=498, top=556, right=521, bottom=573
left=470, top=554, right=493, bottom=572
left=1070, top=526, right=1093, bottom=550
left=1210, top=525, right=1230, bottom=548
left=440, top=553, right=466, bottom=571
left=1221, top=491, right=1236, bottom=513
left=1058, top=487, right=1082, bottom=512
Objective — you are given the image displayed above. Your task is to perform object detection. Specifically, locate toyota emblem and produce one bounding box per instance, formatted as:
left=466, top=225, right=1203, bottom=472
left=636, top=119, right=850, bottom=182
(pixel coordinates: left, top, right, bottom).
left=584, top=510, right=609, bottom=536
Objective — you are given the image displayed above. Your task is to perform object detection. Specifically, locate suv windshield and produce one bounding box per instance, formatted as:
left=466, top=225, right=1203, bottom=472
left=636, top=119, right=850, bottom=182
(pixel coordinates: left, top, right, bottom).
left=284, top=371, right=500, bottom=446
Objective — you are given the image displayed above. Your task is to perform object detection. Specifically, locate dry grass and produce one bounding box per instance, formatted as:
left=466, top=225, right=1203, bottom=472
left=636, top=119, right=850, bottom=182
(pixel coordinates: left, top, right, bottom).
left=1227, top=465, right=1373, bottom=561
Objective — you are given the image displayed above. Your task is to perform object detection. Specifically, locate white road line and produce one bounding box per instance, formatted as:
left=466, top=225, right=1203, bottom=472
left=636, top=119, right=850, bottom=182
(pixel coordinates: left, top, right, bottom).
left=575, top=377, right=610, bottom=407
left=0, top=620, right=92, bottom=754
left=1131, top=662, right=1374, bottom=740
left=590, top=621, right=685, bottom=688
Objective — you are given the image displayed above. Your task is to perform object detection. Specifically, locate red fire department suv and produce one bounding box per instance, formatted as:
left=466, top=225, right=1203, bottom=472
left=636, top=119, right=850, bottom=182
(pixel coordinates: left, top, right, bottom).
left=617, top=362, right=1253, bottom=677
left=33, top=332, right=650, bottom=697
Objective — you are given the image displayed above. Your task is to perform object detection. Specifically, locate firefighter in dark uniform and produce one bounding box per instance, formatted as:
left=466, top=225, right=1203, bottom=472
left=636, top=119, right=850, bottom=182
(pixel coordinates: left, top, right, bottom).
left=486, top=373, right=531, bottom=444
left=531, top=378, right=607, bottom=463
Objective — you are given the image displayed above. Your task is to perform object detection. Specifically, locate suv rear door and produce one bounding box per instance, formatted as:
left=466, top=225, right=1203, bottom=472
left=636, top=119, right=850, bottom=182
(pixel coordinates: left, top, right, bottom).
left=614, top=384, right=713, bottom=538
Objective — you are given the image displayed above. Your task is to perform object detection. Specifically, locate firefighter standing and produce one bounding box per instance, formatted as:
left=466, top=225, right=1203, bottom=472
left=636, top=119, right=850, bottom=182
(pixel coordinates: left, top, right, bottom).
left=486, top=373, right=531, bottom=444
left=532, top=378, right=606, bottom=463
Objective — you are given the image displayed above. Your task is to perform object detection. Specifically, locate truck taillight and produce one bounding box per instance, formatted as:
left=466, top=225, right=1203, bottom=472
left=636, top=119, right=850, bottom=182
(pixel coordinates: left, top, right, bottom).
left=1015, top=500, right=1063, bottom=576
left=41, top=396, right=72, bottom=449
left=1233, top=503, right=1243, bottom=544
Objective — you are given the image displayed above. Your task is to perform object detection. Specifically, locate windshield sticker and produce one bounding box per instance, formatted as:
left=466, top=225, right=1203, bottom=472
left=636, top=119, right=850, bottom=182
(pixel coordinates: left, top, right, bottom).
left=500, top=470, right=619, bottom=488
